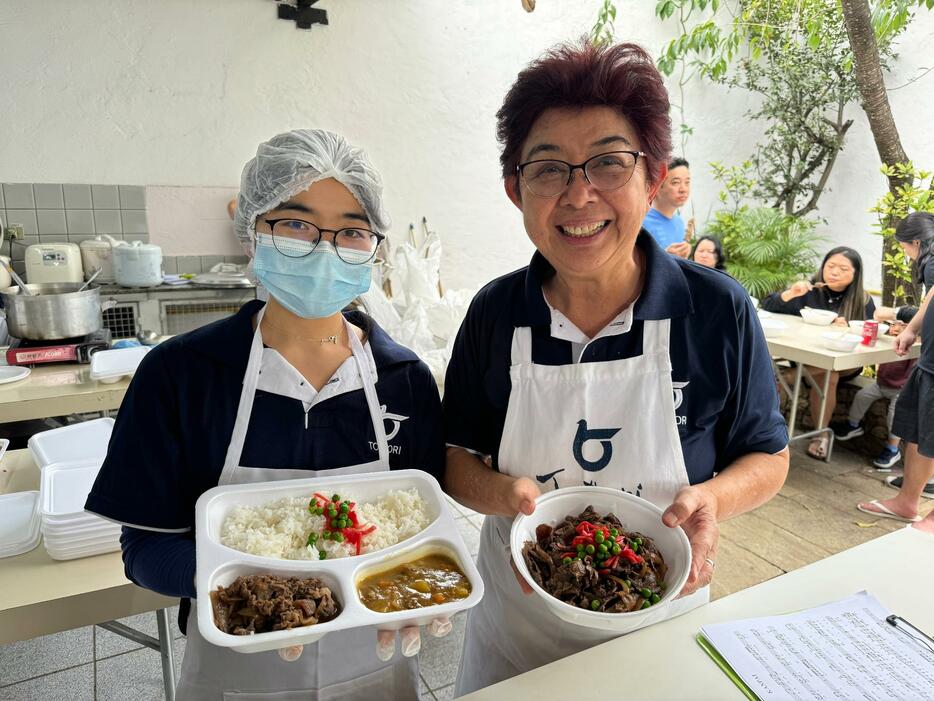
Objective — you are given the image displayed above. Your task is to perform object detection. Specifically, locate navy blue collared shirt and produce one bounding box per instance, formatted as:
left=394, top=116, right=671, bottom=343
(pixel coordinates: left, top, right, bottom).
left=86, top=300, right=444, bottom=532
left=442, top=232, right=788, bottom=484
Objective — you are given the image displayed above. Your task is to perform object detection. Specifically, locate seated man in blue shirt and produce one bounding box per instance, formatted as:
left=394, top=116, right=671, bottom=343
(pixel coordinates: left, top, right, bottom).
left=643, top=157, right=693, bottom=258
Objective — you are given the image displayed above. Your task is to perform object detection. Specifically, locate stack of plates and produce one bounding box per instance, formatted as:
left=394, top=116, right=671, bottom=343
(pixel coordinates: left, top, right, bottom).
left=39, top=460, right=121, bottom=560
left=0, top=491, right=41, bottom=559
left=28, top=418, right=115, bottom=469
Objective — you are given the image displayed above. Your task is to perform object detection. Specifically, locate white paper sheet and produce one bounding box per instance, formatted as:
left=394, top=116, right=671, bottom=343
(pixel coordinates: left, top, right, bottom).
left=701, top=591, right=934, bottom=701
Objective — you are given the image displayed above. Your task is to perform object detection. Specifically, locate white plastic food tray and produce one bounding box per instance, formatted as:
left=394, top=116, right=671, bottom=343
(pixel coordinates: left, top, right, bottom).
left=28, top=418, right=115, bottom=469
left=195, top=470, right=484, bottom=654
left=39, top=460, right=105, bottom=519
left=90, top=346, right=150, bottom=383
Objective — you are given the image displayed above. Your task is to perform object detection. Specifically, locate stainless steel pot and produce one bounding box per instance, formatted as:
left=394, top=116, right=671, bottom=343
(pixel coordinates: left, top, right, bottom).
left=0, top=283, right=114, bottom=340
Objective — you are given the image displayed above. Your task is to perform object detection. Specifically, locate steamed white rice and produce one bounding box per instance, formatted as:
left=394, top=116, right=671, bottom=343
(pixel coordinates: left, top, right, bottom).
left=220, top=488, right=431, bottom=560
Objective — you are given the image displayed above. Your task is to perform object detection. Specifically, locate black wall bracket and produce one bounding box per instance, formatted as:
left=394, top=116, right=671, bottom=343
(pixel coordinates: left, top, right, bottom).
left=277, top=1, right=328, bottom=30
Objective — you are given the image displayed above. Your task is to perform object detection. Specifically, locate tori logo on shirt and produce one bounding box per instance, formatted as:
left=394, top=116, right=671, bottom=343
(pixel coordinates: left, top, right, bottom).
left=368, top=405, right=408, bottom=455
left=673, top=380, right=689, bottom=426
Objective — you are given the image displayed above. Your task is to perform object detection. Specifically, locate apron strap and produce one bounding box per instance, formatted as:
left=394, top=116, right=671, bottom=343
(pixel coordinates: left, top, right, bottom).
left=510, top=326, right=533, bottom=365
left=219, top=305, right=267, bottom=485
left=642, top=318, right=670, bottom=355
left=347, top=318, right=390, bottom=467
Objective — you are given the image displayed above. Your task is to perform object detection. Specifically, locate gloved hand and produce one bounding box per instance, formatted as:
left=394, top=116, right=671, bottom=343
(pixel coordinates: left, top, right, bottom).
left=375, top=617, right=453, bottom=661
left=275, top=617, right=453, bottom=663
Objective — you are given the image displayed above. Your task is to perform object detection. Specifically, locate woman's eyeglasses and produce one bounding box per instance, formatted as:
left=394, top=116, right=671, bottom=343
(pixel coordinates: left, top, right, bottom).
left=260, top=219, right=384, bottom=264
left=517, top=150, right=645, bottom=198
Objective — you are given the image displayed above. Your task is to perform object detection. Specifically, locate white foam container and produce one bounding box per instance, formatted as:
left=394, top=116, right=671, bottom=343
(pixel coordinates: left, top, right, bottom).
left=511, top=487, right=691, bottom=634
left=800, top=307, right=838, bottom=326
left=28, top=418, right=115, bottom=469
left=821, top=332, right=863, bottom=352
left=759, top=317, right=787, bottom=338
left=39, top=460, right=104, bottom=518
left=0, top=491, right=41, bottom=558
left=196, top=470, right=484, bottom=654
left=45, top=541, right=121, bottom=560
left=849, top=320, right=890, bottom=335
left=89, top=346, right=150, bottom=383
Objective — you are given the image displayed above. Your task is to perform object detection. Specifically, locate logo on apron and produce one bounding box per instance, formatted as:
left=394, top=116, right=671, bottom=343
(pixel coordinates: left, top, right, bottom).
left=534, top=420, right=623, bottom=489
left=369, top=405, right=408, bottom=455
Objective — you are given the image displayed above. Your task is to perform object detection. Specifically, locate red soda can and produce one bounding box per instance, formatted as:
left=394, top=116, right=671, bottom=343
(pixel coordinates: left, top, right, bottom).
left=861, top=320, right=879, bottom=346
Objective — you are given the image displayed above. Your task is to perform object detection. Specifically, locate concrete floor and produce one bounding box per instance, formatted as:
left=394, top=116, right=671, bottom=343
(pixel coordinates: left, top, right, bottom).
left=1, top=441, right=930, bottom=700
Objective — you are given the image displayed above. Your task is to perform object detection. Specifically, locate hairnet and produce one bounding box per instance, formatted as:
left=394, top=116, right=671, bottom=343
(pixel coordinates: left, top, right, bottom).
left=234, top=129, right=390, bottom=255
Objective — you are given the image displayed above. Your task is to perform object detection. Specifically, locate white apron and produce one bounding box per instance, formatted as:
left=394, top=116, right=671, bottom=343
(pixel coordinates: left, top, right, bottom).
left=455, top=319, right=710, bottom=696
left=175, top=305, right=419, bottom=701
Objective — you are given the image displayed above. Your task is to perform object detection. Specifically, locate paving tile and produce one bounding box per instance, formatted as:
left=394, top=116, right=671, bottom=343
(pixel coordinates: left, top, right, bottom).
left=0, top=626, right=93, bottom=685
left=96, top=606, right=183, bottom=659
left=0, top=663, right=93, bottom=701
left=418, top=611, right=466, bottom=690
left=718, top=511, right=832, bottom=573
left=95, top=636, right=186, bottom=700
left=710, top=537, right=784, bottom=602
left=418, top=674, right=437, bottom=700
left=433, top=684, right=456, bottom=700
left=454, top=516, right=480, bottom=558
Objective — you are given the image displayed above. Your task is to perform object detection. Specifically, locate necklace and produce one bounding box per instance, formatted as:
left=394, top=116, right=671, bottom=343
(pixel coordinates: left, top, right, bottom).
left=262, top=317, right=344, bottom=344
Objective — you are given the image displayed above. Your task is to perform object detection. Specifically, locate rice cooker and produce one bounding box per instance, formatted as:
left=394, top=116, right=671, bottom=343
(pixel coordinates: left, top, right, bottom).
left=113, top=240, right=163, bottom=288
left=79, top=235, right=119, bottom=283
left=24, top=243, right=84, bottom=284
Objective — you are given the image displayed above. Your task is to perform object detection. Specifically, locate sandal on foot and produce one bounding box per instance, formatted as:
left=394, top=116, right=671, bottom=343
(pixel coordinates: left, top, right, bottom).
left=807, top=436, right=829, bottom=460
left=856, top=499, right=921, bottom=522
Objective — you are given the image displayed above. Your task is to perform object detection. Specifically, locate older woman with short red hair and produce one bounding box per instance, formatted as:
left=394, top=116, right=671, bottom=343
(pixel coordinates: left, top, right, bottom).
left=442, top=41, right=790, bottom=694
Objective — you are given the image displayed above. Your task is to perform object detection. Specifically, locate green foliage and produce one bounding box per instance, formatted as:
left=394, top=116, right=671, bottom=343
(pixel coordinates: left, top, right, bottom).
left=714, top=207, right=824, bottom=298
left=869, top=162, right=934, bottom=305
left=590, top=0, right=617, bottom=47
left=651, top=0, right=920, bottom=217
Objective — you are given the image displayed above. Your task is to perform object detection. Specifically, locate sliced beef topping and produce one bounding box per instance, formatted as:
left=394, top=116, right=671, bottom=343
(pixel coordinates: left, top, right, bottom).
left=210, top=574, right=341, bottom=635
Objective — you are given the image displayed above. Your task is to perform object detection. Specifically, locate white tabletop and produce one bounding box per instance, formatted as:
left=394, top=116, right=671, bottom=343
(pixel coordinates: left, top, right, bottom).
left=764, top=314, right=920, bottom=372
left=0, top=363, right=130, bottom=423
left=461, top=527, right=934, bottom=700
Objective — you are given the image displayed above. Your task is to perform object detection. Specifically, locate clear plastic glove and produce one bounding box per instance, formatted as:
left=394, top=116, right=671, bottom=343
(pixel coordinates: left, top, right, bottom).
left=375, top=617, right=452, bottom=661
left=278, top=645, right=304, bottom=662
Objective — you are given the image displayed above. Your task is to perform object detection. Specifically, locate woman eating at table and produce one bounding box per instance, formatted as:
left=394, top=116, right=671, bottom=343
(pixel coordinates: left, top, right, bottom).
left=442, top=40, right=790, bottom=696
left=761, top=246, right=875, bottom=459
left=85, top=129, right=448, bottom=700
left=690, top=235, right=726, bottom=271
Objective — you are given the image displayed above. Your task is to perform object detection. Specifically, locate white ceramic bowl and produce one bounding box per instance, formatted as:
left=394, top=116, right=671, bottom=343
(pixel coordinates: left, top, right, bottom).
left=759, top=318, right=787, bottom=338
left=749, top=296, right=760, bottom=309
left=511, top=487, right=691, bottom=633
left=800, top=308, right=838, bottom=326
left=821, top=332, right=863, bottom=352
left=848, top=320, right=889, bottom=335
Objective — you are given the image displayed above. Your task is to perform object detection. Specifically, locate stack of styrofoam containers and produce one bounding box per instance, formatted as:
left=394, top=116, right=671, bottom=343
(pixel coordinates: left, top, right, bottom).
left=30, top=419, right=122, bottom=560
left=0, top=491, right=41, bottom=559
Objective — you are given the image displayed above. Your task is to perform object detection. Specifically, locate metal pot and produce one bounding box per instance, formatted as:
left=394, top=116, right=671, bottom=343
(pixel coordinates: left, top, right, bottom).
left=0, top=283, right=115, bottom=340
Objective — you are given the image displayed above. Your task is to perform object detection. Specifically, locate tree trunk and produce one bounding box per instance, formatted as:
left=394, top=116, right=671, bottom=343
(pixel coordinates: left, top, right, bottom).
left=840, top=0, right=911, bottom=306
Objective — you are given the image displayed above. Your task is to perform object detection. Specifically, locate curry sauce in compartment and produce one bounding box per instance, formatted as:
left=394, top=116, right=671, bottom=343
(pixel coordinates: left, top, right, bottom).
left=357, top=553, right=472, bottom=613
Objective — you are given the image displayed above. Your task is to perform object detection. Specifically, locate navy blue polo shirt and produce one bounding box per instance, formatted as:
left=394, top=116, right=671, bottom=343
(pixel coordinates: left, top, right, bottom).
left=442, top=232, right=788, bottom=484
left=86, top=300, right=444, bottom=532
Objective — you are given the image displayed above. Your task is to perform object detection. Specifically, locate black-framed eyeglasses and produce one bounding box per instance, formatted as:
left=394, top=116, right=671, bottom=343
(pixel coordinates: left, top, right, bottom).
left=260, top=219, right=385, bottom=264
left=517, top=150, right=645, bottom=198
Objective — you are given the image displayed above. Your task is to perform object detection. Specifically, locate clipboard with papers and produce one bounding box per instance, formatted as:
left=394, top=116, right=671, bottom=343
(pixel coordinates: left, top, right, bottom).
left=696, top=591, right=934, bottom=701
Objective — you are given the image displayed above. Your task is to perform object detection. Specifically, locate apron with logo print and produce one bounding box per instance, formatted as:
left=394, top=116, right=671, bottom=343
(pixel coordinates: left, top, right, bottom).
left=455, top=318, right=709, bottom=696
left=175, top=305, right=419, bottom=701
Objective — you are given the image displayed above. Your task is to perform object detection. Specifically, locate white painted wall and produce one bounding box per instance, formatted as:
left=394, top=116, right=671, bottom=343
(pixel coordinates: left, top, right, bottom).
left=1, top=1, right=933, bottom=290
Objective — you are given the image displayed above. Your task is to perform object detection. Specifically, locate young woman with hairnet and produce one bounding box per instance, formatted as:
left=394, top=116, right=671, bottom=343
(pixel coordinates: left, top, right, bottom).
left=86, top=129, right=449, bottom=700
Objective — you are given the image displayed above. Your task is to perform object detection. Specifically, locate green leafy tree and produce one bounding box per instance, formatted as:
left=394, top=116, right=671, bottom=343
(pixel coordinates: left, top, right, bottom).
left=869, top=163, right=934, bottom=306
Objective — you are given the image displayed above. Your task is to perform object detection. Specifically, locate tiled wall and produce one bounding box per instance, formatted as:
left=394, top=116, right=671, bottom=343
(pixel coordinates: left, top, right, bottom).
left=0, top=183, right=248, bottom=276
left=0, top=182, right=147, bottom=276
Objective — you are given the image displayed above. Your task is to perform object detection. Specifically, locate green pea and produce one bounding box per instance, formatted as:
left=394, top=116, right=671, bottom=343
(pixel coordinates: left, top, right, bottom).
left=591, top=599, right=601, bottom=610
left=624, top=579, right=632, bottom=587
left=585, top=544, right=595, bottom=555
left=562, top=557, right=572, bottom=565
left=641, top=600, right=650, bottom=609
left=650, top=593, right=660, bottom=604
left=340, top=503, right=350, bottom=513
left=576, top=543, right=585, bottom=552
left=331, top=519, right=340, bottom=529
left=609, top=529, right=618, bottom=537
left=319, top=551, right=327, bottom=560
left=306, top=534, right=316, bottom=546
left=598, top=543, right=608, bottom=553
left=640, top=588, right=652, bottom=599
left=594, top=532, right=605, bottom=544
left=612, top=544, right=621, bottom=555
left=322, top=530, right=331, bottom=540
left=632, top=543, right=641, bottom=553
left=333, top=532, right=344, bottom=543
left=634, top=537, right=643, bottom=546
left=575, top=555, right=582, bottom=561
left=332, top=494, right=340, bottom=502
